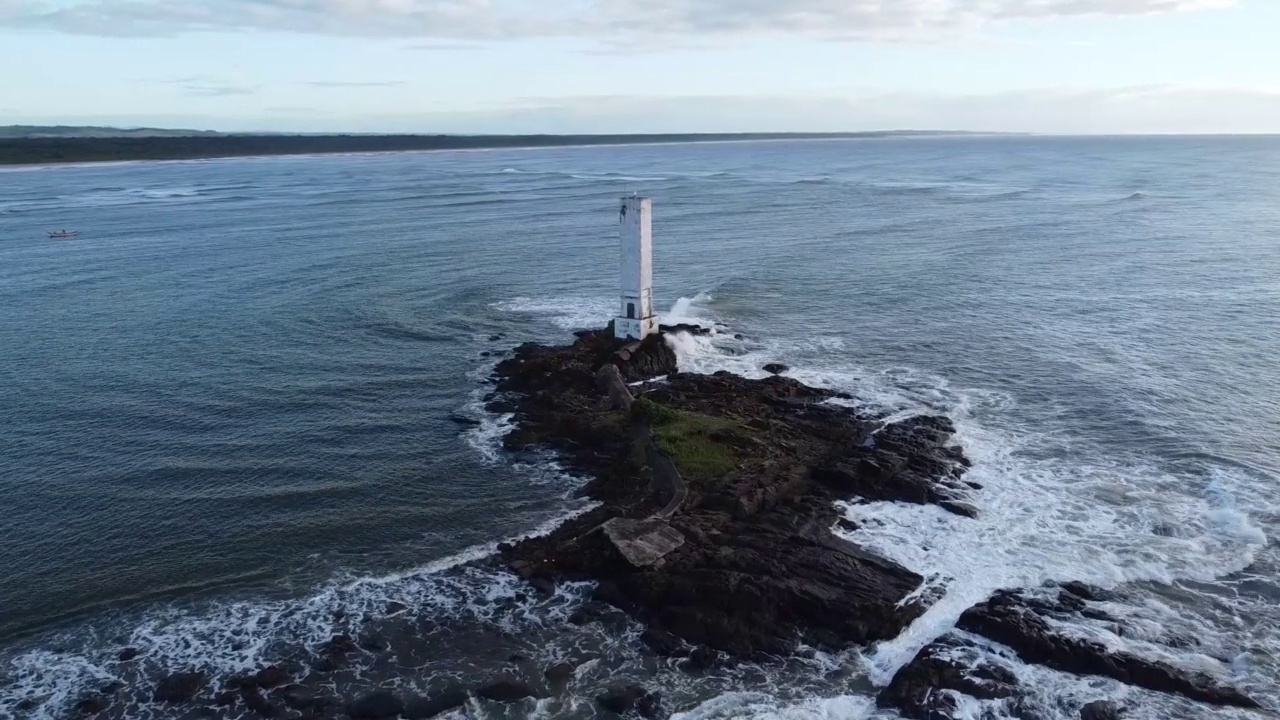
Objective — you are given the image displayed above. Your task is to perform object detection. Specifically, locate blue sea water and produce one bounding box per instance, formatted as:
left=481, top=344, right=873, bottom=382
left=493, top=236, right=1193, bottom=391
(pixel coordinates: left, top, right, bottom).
left=1, top=136, right=1278, bottom=719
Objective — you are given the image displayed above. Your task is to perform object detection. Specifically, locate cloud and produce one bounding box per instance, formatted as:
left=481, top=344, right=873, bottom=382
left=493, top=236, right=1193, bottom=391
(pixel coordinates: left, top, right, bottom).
left=0, top=0, right=1238, bottom=39
left=183, top=83, right=258, bottom=97
left=305, top=80, right=405, bottom=88
left=405, top=41, right=488, bottom=51
left=153, top=76, right=259, bottom=97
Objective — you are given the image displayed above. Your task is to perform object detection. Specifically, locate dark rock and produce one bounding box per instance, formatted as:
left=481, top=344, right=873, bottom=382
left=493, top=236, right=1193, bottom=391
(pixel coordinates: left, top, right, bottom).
left=448, top=414, right=481, bottom=428
left=213, top=690, right=238, bottom=706
left=405, top=687, right=469, bottom=719
left=835, top=517, right=859, bottom=533
left=596, top=685, right=649, bottom=715
left=1060, top=581, right=1112, bottom=602
left=384, top=600, right=409, bottom=615
left=640, top=627, right=685, bottom=657
left=660, top=323, right=712, bottom=336
left=348, top=691, right=406, bottom=719
left=528, top=576, right=556, bottom=596
left=682, top=646, right=719, bottom=671
left=763, top=363, right=789, bottom=375
left=322, top=633, right=358, bottom=655
left=16, top=698, right=37, bottom=712
left=877, top=638, right=1018, bottom=719
left=74, top=695, right=108, bottom=715
left=1081, top=700, right=1124, bottom=720
left=241, top=687, right=277, bottom=717
left=959, top=589, right=1259, bottom=709
left=938, top=500, right=979, bottom=518
left=281, top=685, right=315, bottom=710
left=117, top=647, right=140, bottom=662
left=253, top=665, right=290, bottom=689
left=637, top=692, right=663, bottom=719
left=475, top=676, right=538, bottom=703
left=812, top=414, right=971, bottom=513
left=616, top=333, right=678, bottom=382
left=359, top=634, right=388, bottom=652
left=490, top=334, right=505, bottom=341
left=545, top=661, right=578, bottom=684
left=507, top=653, right=528, bottom=664
left=486, top=398, right=517, bottom=414
left=309, top=656, right=338, bottom=673
left=570, top=601, right=629, bottom=629
left=153, top=672, right=206, bottom=704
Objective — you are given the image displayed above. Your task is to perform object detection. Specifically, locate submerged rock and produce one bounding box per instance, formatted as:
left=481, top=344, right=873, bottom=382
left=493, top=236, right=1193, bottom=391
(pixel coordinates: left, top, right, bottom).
left=240, top=687, right=277, bottom=717
left=474, top=676, right=538, bottom=703
left=404, top=687, right=469, bottom=719
left=1081, top=700, right=1124, bottom=720
left=252, top=665, right=290, bottom=689
left=152, top=671, right=205, bottom=704
left=597, top=684, right=662, bottom=717
left=544, top=661, right=580, bottom=684
left=348, top=691, right=405, bottom=719
left=763, top=363, right=789, bottom=375
left=73, top=695, right=108, bottom=716
left=280, top=685, right=317, bottom=710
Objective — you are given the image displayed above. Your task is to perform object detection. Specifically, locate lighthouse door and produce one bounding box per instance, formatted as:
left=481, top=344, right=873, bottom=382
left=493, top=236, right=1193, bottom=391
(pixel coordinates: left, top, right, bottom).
left=626, top=303, right=636, bottom=319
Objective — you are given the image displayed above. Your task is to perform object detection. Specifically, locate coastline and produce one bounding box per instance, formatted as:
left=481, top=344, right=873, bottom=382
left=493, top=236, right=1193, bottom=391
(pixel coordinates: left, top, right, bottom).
left=0, top=131, right=982, bottom=167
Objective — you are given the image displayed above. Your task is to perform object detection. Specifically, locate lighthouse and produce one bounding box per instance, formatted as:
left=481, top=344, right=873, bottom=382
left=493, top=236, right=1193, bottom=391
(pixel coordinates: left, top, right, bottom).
left=615, top=196, right=658, bottom=341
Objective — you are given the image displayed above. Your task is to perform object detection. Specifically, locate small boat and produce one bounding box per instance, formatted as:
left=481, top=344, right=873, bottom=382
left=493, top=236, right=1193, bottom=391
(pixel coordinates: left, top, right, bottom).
left=48, top=230, right=79, bottom=239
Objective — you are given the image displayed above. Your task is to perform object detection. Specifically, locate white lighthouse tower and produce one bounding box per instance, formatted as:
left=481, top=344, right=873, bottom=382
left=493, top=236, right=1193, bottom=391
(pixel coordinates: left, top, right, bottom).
left=615, top=196, right=658, bottom=340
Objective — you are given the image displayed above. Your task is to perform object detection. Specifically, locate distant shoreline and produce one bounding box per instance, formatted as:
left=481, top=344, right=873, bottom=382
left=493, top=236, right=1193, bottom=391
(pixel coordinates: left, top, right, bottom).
left=0, top=131, right=990, bottom=166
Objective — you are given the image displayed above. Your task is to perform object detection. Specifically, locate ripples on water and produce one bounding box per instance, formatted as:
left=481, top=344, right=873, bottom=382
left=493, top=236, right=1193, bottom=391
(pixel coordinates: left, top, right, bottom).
left=1, top=137, right=1278, bottom=719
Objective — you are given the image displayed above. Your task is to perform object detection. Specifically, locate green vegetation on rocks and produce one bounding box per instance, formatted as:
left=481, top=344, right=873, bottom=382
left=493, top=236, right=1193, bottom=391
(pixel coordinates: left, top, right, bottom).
left=632, top=397, right=742, bottom=481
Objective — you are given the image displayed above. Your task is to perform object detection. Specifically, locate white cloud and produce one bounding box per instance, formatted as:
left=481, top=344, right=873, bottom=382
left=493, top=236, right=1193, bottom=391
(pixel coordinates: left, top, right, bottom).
left=153, top=76, right=260, bottom=97
left=305, top=80, right=406, bottom=88
left=0, top=0, right=1237, bottom=39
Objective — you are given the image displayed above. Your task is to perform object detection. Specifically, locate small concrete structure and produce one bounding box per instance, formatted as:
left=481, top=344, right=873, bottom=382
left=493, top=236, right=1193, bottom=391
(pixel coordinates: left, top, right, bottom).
left=615, top=196, right=657, bottom=341
left=601, top=517, right=685, bottom=567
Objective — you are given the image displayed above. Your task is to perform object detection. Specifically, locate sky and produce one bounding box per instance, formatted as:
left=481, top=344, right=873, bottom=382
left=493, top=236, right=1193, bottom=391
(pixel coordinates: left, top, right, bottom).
left=1, top=0, right=1278, bottom=134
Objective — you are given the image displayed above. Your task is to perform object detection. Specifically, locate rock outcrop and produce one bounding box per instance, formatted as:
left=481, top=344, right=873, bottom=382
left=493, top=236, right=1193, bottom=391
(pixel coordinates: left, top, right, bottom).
left=877, top=637, right=1019, bottom=720
left=956, top=586, right=1260, bottom=709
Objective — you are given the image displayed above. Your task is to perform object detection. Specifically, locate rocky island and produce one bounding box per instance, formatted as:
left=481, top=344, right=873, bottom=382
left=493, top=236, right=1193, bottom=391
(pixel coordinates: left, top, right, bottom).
left=485, top=324, right=1263, bottom=720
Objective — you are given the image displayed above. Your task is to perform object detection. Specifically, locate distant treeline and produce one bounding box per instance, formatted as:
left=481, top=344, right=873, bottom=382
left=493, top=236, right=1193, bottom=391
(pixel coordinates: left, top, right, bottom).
left=0, top=132, right=956, bottom=165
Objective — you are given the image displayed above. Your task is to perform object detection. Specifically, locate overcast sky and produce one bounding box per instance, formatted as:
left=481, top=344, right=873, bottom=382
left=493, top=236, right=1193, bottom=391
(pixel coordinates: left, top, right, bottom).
left=2, top=0, right=1277, bottom=133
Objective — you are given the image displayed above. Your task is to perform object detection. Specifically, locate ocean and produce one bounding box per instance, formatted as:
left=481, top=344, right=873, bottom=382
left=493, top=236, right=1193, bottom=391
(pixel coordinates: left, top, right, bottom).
left=0, top=136, right=1277, bottom=719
